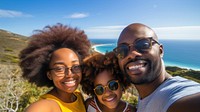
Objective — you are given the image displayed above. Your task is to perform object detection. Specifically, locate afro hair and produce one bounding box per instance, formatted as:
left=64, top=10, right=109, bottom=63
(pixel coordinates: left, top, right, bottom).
left=81, top=52, right=131, bottom=97
left=19, top=23, right=91, bottom=87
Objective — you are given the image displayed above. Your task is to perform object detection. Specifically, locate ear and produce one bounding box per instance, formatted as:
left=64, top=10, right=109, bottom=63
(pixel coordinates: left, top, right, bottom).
left=159, top=44, right=164, bottom=58
left=47, top=72, right=53, bottom=80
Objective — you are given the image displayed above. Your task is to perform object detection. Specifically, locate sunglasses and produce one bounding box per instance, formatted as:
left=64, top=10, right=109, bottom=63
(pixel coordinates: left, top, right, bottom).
left=113, top=37, right=160, bottom=59
left=94, top=80, right=119, bottom=95
left=49, top=65, right=82, bottom=77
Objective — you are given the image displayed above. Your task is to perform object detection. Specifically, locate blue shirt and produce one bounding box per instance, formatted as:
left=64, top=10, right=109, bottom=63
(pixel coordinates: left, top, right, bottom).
left=137, top=76, right=200, bottom=112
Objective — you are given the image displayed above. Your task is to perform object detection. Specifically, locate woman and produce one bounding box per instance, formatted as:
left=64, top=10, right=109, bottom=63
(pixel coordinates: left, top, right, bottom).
left=81, top=52, right=136, bottom=112
left=19, top=23, right=91, bottom=112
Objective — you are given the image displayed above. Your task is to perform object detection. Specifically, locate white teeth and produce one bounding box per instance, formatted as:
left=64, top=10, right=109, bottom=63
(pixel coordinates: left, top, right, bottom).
left=64, top=80, right=75, bottom=84
left=128, top=64, right=143, bottom=70
left=105, top=97, right=114, bottom=102
left=63, top=80, right=76, bottom=87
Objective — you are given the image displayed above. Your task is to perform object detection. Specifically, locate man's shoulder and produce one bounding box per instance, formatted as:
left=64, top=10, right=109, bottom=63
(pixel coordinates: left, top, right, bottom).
left=158, top=76, right=200, bottom=111
left=156, top=76, right=200, bottom=100
left=167, top=92, right=200, bottom=112
left=161, top=76, right=200, bottom=89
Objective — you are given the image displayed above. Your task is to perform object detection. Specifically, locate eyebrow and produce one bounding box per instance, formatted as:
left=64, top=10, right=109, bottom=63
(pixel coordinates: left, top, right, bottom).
left=118, top=43, right=130, bottom=46
left=52, top=59, right=79, bottom=66
left=94, top=79, right=116, bottom=86
left=71, top=59, right=79, bottom=63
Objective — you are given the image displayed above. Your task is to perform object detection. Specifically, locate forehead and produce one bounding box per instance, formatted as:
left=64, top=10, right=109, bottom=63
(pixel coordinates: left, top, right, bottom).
left=94, top=70, right=114, bottom=86
left=51, top=48, right=79, bottom=64
left=117, top=26, right=155, bottom=45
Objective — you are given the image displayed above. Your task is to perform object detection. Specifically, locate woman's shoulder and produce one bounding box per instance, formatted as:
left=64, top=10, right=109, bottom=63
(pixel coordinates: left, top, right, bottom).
left=85, top=97, right=94, bottom=103
left=74, top=90, right=82, bottom=95
left=85, top=97, right=94, bottom=108
left=25, top=99, right=61, bottom=112
left=74, top=90, right=85, bottom=100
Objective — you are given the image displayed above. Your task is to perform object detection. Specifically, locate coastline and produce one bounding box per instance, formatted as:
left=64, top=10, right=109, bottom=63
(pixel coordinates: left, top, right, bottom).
left=92, top=44, right=200, bottom=71
left=91, top=43, right=114, bottom=54
left=164, top=62, right=200, bottom=71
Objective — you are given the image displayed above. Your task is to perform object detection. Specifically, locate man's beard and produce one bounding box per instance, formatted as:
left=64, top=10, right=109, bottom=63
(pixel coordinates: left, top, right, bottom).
left=123, top=58, right=161, bottom=85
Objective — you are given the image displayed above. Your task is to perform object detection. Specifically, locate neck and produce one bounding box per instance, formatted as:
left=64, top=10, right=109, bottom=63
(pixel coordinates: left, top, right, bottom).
left=49, top=88, right=77, bottom=103
left=135, top=71, right=171, bottom=99
left=97, top=100, right=126, bottom=112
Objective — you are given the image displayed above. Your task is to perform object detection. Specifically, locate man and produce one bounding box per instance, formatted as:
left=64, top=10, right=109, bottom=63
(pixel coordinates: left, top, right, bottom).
left=113, top=23, right=200, bottom=112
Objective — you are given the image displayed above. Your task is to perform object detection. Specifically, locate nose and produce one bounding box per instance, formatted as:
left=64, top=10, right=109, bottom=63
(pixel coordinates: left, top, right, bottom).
left=104, top=86, right=112, bottom=95
left=64, top=68, right=73, bottom=77
left=126, top=48, right=142, bottom=60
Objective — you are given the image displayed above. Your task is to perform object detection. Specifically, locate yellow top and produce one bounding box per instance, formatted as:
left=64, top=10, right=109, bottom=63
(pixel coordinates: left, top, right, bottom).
left=40, top=91, right=86, bottom=112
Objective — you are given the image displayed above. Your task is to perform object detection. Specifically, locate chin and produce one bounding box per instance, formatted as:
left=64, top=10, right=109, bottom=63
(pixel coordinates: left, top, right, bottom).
left=65, top=85, right=78, bottom=93
left=107, top=104, right=118, bottom=109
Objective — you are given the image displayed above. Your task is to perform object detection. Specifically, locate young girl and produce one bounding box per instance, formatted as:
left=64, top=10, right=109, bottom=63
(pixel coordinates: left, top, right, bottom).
left=81, top=52, right=136, bottom=112
left=19, top=24, right=91, bottom=112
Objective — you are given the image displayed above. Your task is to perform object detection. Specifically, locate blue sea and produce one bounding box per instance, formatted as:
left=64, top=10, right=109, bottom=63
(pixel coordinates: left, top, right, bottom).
left=90, top=39, right=200, bottom=70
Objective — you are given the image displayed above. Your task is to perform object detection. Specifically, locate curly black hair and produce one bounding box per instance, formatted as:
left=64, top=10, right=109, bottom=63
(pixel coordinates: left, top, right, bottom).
left=19, top=23, right=91, bottom=87
left=81, top=51, right=131, bottom=97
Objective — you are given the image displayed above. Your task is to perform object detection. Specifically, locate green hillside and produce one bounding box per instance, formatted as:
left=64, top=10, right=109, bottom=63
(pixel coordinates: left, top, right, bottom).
left=166, top=66, right=200, bottom=83
left=0, top=29, right=28, bottom=64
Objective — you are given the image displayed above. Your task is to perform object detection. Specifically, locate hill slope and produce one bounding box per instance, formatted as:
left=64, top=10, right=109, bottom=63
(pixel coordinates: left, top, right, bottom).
left=0, top=29, right=28, bottom=64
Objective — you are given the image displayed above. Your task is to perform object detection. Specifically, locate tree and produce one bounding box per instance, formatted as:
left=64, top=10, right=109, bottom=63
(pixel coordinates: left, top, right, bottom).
left=0, top=64, right=24, bottom=112
left=0, top=64, right=49, bottom=112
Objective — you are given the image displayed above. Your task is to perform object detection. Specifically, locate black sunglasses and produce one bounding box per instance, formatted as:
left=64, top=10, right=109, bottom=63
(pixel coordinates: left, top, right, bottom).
left=93, top=80, right=119, bottom=95
left=49, top=65, right=82, bottom=77
left=113, top=37, right=160, bottom=59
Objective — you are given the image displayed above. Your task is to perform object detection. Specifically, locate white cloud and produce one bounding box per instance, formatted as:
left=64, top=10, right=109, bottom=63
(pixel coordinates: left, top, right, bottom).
left=153, top=26, right=200, bottom=40
left=85, top=25, right=125, bottom=38
left=65, top=12, right=89, bottom=19
left=86, top=25, right=200, bottom=40
left=0, top=9, right=32, bottom=18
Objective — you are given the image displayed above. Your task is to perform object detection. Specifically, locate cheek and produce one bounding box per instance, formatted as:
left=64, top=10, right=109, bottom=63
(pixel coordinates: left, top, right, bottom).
left=52, top=77, right=62, bottom=83
left=149, top=47, right=161, bottom=60
left=96, top=95, right=104, bottom=103
left=77, top=73, right=82, bottom=81
left=148, top=47, right=163, bottom=69
left=116, top=87, right=123, bottom=98
left=51, top=78, right=61, bottom=88
left=118, top=59, right=125, bottom=72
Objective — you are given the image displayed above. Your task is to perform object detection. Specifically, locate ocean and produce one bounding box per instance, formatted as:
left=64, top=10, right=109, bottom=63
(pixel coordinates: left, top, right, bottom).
left=90, top=39, right=200, bottom=70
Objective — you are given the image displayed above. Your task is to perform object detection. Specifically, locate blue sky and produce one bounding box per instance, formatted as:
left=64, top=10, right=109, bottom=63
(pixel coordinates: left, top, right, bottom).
left=0, top=0, right=200, bottom=40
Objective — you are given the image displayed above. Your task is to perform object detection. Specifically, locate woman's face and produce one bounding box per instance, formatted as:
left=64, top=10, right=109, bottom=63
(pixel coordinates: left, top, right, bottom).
left=94, top=70, right=122, bottom=109
left=48, top=48, right=82, bottom=93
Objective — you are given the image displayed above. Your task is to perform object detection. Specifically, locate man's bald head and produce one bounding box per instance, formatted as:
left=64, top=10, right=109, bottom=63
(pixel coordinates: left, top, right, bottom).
left=118, top=23, right=158, bottom=44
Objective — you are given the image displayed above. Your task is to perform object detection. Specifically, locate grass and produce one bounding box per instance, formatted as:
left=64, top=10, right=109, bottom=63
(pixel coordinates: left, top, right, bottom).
left=0, top=29, right=28, bottom=64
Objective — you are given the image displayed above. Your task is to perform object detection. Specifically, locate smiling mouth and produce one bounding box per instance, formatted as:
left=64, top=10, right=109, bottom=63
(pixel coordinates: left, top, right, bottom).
left=64, top=80, right=76, bottom=84
left=63, top=80, right=76, bottom=86
left=127, top=63, right=145, bottom=71
left=104, top=96, right=115, bottom=102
